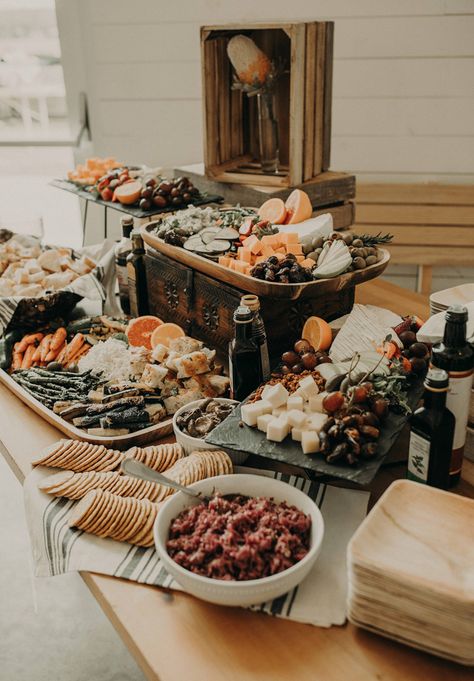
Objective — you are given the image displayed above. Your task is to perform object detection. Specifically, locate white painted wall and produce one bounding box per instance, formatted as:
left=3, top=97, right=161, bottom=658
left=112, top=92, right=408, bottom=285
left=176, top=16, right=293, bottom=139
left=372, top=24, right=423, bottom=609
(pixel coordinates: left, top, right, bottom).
left=56, top=0, right=474, bottom=184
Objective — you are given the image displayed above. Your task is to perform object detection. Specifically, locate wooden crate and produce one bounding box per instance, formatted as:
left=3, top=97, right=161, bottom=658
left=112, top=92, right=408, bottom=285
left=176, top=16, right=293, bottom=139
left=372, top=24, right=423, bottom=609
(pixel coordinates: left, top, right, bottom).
left=201, top=21, right=334, bottom=187
left=144, top=248, right=355, bottom=361
left=175, top=164, right=356, bottom=230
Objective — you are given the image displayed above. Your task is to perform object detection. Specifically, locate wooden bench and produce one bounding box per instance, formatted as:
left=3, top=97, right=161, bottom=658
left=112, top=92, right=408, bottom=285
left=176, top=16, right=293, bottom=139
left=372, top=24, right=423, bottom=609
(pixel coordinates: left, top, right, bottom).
left=354, top=183, right=474, bottom=295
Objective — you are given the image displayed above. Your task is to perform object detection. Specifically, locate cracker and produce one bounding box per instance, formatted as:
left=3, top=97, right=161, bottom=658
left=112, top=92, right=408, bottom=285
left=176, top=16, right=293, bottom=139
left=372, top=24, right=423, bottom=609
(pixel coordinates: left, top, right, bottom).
left=32, top=440, right=69, bottom=466
left=68, top=489, right=101, bottom=527
left=114, top=498, right=144, bottom=542
left=38, top=470, right=75, bottom=494
left=128, top=501, right=158, bottom=546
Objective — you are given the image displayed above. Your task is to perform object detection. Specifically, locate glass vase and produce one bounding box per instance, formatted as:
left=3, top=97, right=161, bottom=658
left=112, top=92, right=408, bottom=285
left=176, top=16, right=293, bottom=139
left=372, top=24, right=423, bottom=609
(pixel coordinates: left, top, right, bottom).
left=257, top=92, right=279, bottom=174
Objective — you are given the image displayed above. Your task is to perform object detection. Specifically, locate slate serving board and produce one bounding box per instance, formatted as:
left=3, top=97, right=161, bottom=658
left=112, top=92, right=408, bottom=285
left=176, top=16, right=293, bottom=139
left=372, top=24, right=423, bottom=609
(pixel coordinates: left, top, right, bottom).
left=51, top=179, right=223, bottom=219
left=206, top=379, right=425, bottom=486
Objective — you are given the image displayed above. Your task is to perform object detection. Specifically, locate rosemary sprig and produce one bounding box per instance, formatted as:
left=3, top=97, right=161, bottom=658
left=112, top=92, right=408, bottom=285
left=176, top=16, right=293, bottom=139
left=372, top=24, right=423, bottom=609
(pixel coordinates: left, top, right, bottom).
left=354, top=232, right=394, bottom=246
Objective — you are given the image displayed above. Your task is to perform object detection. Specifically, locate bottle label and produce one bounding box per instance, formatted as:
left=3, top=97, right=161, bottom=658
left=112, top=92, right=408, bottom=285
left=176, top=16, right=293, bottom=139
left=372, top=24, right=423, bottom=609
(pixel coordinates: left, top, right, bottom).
left=260, top=344, right=271, bottom=382
left=407, top=431, right=430, bottom=483
left=116, top=264, right=128, bottom=293
left=446, top=371, right=473, bottom=452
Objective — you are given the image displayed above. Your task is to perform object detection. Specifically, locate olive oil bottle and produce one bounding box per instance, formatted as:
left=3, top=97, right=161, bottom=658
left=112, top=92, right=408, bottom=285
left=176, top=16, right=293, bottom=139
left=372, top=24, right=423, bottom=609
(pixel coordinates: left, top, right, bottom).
left=407, top=368, right=455, bottom=490
left=240, top=294, right=271, bottom=381
left=126, top=232, right=149, bottom=317
left=229, top=305, right=262, bottom=401
left=431, top=305, right=474, bottom=484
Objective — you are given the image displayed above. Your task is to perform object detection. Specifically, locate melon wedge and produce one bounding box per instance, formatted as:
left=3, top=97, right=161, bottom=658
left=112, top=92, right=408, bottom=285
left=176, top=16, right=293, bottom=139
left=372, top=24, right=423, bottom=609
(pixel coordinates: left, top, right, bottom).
left=284, top=189, right=313, bottom=224
left=126, top=315, right=163, bottom=349
left=257, top=198, right=287, bottom=224
left=115, top=180, right=142, bottom=205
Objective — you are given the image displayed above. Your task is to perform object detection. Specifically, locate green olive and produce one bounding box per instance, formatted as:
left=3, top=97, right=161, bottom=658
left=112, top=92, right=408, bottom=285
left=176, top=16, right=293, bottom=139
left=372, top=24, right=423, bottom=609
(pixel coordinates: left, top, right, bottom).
left=352, top=238, right=363, bottom=247
left=365, top=255, right=377, bottom=266
left=353, top=256, right=366, bottom=269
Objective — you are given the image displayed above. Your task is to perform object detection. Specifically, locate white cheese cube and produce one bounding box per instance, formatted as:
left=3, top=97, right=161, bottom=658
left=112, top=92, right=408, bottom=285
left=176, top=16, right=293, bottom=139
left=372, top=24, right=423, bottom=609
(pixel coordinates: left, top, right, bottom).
left=150, top=343, right=169, bottom=363
left=287, top=409, right=307, bottom=429
left=272, top=406, right=286, bottom=417
left=264, top=383, right=289, bottom=409
left=308, top=392, right=328, bottom=413
left=293, top=386, right=307, bottom=400
left=298, top=375, right=320, bottom=399
left=257, top=399, right=272, bottom=415
left=257, top=413, right=273, bottom=433
left=301, top=430, right=320, bottom=454
left=305, top=413, right=328, bottom=432
left=261, top=384, right=273, bottom=400
left=291, top=428, right=303, bottom=442
left=287, top=394, right=304, bottom=411
left=241, top=401, right=267, bottom=427
left=266, top=416, right=290, bottom=442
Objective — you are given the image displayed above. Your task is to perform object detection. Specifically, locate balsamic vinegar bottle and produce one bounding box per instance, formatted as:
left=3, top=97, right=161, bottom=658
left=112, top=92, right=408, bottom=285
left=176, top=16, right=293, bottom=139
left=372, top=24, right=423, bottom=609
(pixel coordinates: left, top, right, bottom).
left=407, top=369, right=455, bottom=490
left=126, top=232, right=149, bottom=317
left=229, top=305, right=263, bottom=401
left=431, top=305, right=474, bottom=485
left=115, top=216, right=133, bottom=315
left=240, top=294, right=271, bottom=381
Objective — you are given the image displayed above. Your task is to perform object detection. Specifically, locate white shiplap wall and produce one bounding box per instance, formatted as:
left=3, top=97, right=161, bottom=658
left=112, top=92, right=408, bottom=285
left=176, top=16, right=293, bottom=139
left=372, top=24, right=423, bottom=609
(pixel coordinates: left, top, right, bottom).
left=56, top=0, right=474, bottom=183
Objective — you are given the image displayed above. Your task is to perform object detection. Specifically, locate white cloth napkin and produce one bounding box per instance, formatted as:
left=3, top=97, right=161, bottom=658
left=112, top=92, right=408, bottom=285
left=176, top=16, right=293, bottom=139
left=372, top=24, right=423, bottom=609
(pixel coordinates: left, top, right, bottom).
left=23, top=464, right=369, bottom=628
left=418, top=302, right=474, bottom=344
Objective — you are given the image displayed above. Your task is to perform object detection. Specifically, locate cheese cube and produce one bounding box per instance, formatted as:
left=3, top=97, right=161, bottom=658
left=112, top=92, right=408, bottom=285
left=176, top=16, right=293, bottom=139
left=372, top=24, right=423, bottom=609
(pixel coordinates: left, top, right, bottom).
left=242, top=234, right=259, bottom=250
left=308, top=392, right=327, bottom=413
left=264, top=383, right=289, bottom=409
left=295, top=255, right=305, bottom=263
left=218, top=256, right=230, bottom=267
left=287, top=409, right=307, bottom=429
left=301, top=430, right=320, bottom=454
left=150, top=343, right=169, bottom=363
left=298, top=376, right=320, bottom=399
left=287, top=394, right=303, bottom=411
left=266, top=416, right=290, bottom=442
left=234, top=260, right=248, bottom=274
left=257, top=413, right=273, bottom=433
left=261, top=384, right=273, bottom=400
left=272, top=406, right=286, bottom=417
left=292, top=428, right=303, bottom=442
left=300, top=258, right=316, bottom=269
left=275, top=247, right=286, bottom=254
left=238, top=248, right=252, bottom=263
left=258, top=399, right=273, bottom=415
left=286, top=243, right=303, bottom=255
left=294, top=386, right=308, bottom=400
left=260, top=235, right=274, bottom=246
left=261, top=245, right=274, bottom=258
left=241, top=401, right=267, bottom=427
left=285, top=232, right=299, bottom=244
left=255, top=255, right=267, bottom=264
left=305, top=413, right=328, bottom=432
left=250, top=240, right=263, bottom=255
left=274, top=252, right=286, bottom=261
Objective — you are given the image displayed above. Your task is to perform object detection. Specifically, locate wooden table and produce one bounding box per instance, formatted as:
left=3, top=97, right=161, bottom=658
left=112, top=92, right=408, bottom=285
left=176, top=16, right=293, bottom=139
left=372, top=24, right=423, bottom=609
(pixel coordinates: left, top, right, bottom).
left=1, top=280, right=472, bottom=681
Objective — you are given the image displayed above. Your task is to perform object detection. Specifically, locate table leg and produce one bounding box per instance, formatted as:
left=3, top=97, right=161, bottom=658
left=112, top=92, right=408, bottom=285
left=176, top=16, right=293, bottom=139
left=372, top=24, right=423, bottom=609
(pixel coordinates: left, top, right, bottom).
left=104, top=206, right=108, bottom=240
left=416, top=265, right=432, bottom=296
left=82, top=199, right=89, bottom=247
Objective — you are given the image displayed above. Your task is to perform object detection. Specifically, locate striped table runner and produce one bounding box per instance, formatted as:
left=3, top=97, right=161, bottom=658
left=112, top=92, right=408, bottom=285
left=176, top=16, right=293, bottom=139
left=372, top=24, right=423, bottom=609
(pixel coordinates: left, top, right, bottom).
left=24, top=465, right=369, bottom=627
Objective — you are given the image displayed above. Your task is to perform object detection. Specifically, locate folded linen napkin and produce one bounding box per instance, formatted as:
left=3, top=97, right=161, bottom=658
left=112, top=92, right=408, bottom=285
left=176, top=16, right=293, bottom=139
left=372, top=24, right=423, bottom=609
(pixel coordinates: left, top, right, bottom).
left=23, top=463, right=369, bottom=627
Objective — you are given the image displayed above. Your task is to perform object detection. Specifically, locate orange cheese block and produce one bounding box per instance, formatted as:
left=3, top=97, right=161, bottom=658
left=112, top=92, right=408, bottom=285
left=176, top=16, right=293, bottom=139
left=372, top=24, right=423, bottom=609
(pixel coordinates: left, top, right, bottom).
left=275, top=246, right=286, bottom=254
left=274, top=252, right=286, bottom=261
left=242, top=234, right=258, bottom=249
left=234, top=260, right=248, bottom=274
left=284, top=232, right=299, bottom=243
left=218, top=256, right=230, bottom=267
left=238, top=248, right=252, bottom=263
left=255, top=255, right=267, bottom=264
left=286, top=243, right=303, bottom=255
left=260, top=235, right=274, bottom=246
left=261, top=245, right=274, bottom=258
left=295, top=255, right=305, bottom=263
left=300, top=258, right=316, bottom=269
left=250, top=240, right=263, bottom=255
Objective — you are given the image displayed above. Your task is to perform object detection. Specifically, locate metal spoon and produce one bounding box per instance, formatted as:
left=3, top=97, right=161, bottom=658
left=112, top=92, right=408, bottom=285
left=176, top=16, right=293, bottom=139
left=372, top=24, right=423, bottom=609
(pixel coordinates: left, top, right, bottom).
left=121, top=458, right=208, bottom=502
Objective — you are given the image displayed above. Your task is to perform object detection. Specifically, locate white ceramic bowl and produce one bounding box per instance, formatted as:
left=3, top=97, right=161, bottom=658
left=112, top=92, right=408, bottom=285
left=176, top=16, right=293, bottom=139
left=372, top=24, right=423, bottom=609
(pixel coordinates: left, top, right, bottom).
left=153, top=473, right=324, bottom=607
left=172, top=398, right=247, bottom=463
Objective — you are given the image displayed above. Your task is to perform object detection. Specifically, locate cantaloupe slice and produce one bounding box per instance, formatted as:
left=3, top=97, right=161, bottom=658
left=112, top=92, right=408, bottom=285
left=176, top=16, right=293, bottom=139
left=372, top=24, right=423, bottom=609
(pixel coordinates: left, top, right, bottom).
left=284, top=189, right=313, bottom=224
left=150, top=323, right=185, bottom=348
left=257, top=198, right=287, bottom=224
left=126, top=316, right=163, bottom=349
left=115, top=180, right=142, bottom=205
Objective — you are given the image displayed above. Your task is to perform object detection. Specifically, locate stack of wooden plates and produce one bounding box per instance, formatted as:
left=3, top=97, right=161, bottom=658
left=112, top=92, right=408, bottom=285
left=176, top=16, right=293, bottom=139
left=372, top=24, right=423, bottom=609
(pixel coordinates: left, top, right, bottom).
left=347, top=480, right=474, bottom=665
left=430, top=283, right=474, bottom=316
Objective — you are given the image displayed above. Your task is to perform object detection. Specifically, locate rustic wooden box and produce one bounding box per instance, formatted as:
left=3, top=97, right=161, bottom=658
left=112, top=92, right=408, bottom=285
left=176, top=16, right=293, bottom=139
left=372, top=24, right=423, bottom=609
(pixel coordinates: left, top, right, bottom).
left=201, top=21, right=334, bottom=187
left=144, top=248, right=354, bottom=362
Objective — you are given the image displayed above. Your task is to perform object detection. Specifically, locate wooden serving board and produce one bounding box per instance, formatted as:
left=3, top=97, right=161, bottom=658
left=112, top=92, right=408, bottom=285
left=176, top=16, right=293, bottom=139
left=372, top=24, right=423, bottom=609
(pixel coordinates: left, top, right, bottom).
left=141, top=223, right=390, bottom=301
left=0, top=369, right=172, bottom=449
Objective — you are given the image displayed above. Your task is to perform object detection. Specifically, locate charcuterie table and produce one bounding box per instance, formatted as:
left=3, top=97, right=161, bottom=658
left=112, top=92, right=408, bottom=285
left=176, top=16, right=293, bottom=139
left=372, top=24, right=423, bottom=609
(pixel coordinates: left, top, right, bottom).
left=1, top=279, right=472, bottom=681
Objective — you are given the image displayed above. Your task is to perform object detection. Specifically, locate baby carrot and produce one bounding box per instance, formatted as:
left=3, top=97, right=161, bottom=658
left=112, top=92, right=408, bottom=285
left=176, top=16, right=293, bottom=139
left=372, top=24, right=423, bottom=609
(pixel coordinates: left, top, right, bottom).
left=21, top=344, right=36, bottom=370
left=39, top=334, right=53, bottom=362
left=50, top=327, right=67, bottom=352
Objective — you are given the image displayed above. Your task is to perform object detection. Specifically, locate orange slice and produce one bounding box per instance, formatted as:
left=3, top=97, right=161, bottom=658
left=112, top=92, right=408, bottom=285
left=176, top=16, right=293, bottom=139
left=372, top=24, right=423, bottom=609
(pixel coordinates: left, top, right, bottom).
left=257, top=198, right=287, bottom=225
left=301, top=316, right=333, bottom=351
left=114, top=180, right=142, bottom=205
left=150, top=322, right=185, bottom=348
left=284, top=189, right=313, bottom=224
left=126, top=315, right=163, bottom=349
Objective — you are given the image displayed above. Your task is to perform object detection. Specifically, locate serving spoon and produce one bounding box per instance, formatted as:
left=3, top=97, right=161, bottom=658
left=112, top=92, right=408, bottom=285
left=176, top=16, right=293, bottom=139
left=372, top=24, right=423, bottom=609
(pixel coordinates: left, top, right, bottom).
left=121, top=458, right=210, bottom=502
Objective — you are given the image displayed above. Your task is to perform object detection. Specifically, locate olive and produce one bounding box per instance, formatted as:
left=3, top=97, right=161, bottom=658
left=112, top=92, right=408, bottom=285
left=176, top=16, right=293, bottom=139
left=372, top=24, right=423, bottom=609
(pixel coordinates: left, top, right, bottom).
left=146, top=178, right=157, bottom=187
left=139, top=198, right=151, bottom=210
left=410, top=357, right=427, bottom=374
left=410, top=342, right=429, bottom=358
left=372, top=398, right=389, bottom=419
left=153, top=194, right=167, bottom=208
left=170, top=187, right=180, bottom=197
left=182, top=192, right=191, bottom=202
left=291, top=363, right=304, bottom=374
left=171, top=195, right=183, bottom=205
left=342, top=232, right=353, bottom=245
left=399, top=330, right=417, bottom=348
left=177, top=181, right=188, bottom=191
left=302, top=243, right=312, bottom=256
left=282, top=350, right=300, bottom=366
left=281, top=365, right=290, bottom=375
left=174, top=176, right=185, bottom=185
left=308, top=251, right=319, bottom=262
left=317, top=355, right=332, bottom=364
left=301, top=352, right=318, bottom=370
left=353, top=257, right=366, bottom=269
left=311, top=236, right=324, bottom=249
left=365, top=255, right=377, bottom=267
left=294, top=339, right=311, bottom=354
left=322, top=391, right=345, bottom=413
left=352, top=238, right=364, bottom=247
left=158, top=181, right=172, bottom=194
left=141, top=187, right=153, bottom=199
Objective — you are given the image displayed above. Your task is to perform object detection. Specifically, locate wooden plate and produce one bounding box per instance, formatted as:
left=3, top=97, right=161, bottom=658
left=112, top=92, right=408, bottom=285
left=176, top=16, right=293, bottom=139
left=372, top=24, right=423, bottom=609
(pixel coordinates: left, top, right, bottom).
left=141, top=222, right=390, bottom=301
left=0, top=369, right=172, bottom=449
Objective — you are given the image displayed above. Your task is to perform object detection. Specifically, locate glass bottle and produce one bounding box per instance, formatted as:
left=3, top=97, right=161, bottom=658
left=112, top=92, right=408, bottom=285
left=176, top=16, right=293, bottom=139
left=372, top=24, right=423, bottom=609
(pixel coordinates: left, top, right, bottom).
left=115, top=216, right=133, bottom=315
left=407, top=368, right=455, bottom=490
left=126, top=232, right=149, bottom=317
left=229, top=305, right=263, bottom=401
left=240, top=294, right=271, bottom=381
left=431, top=305, right=474, bottom=485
